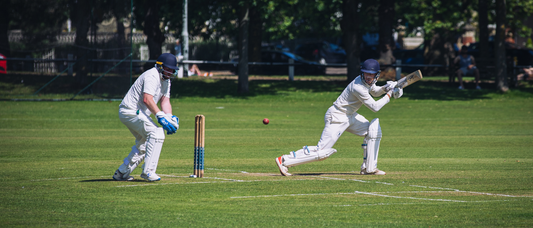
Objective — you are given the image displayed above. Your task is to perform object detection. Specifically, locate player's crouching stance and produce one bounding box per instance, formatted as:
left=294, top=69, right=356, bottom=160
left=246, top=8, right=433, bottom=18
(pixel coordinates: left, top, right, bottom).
left=113, top=53, right=180, bottom=181
left=276, top=59, right=403, bottom=176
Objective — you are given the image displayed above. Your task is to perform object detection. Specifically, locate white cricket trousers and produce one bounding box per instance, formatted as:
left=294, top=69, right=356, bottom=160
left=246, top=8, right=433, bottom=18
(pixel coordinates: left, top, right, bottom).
left=316, top=105, right=370, bottom=150
left=117, top=106, right=159, bottom=174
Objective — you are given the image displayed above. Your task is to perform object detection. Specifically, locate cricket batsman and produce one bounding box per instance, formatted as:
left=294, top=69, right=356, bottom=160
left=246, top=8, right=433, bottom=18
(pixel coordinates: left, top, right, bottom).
left=113, top=53, right=180, bottom=181
left=276, top=59, right=403, bottom=176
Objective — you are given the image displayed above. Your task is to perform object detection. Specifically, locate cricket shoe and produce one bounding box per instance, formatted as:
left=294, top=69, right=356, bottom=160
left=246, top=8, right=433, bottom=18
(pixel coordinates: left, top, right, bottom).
left=276, top=156, right=292, bottom=176
left=360, top=168, right=386, bottom=175
left=113, top=169, right=134, bottom=181
left=141, top=173, right=161, bottom=181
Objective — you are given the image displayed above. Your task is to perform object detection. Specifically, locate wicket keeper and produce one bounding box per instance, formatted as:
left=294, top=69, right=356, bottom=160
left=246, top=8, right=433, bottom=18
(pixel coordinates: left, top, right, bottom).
left=113, top=53, right=180, bottom=181
left=276, top=59, right=403, bottom=176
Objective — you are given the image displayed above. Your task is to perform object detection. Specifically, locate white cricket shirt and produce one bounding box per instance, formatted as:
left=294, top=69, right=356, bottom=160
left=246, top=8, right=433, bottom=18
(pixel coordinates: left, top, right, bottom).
left=120, top=67, right=171, bottom=116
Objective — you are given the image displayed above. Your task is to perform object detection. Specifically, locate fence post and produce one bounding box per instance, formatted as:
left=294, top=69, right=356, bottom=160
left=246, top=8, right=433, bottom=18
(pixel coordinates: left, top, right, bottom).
left=177, top=62, right=184, bottom=78
left=68, top=54, right=73, bottom=77
left=395, top=59, right=401, bottom=80
left=288, top=58, right=294, bottom=81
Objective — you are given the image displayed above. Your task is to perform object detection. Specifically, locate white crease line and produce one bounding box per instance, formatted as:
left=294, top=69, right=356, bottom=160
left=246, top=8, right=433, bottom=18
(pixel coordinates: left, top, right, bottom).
left=337, top=200, right=510, bottom=207
left=159, top=174, right=243, bottom=182
left=231, top=192, right=358, bottom=199
left=31, top=176, right=109, bottom=182
left=354, top=191, right=468, bottom=202
left=232, top=191, right=470, bottom=202
left=116, top=178, right=311, bottom=188
left=408, top=185, right=531, bottom=198
left=206, top=168, right=248, bottom=173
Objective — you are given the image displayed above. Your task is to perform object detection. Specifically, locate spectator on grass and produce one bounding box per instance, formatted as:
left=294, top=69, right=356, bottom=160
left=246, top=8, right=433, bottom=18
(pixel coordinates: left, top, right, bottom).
left=454, top=46, right=481, bottom=90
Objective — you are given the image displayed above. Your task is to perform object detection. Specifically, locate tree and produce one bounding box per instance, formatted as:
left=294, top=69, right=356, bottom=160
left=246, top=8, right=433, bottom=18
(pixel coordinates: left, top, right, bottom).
left=478, top=0, right=489, bottom=80
left=71, top=0, right=92, bottom=86
left=397, top=0, right=476, bottom=75
left=143, top=1, right=166, bottom=64
left=238, top=1, right=250, bottom=94
left=378, top=0, right=395, bottom=57
left=495, top=0, right=508, bottom=92
left=341, top=0, right=361, bottom=81
left=0, top=0, right=10, bottom=57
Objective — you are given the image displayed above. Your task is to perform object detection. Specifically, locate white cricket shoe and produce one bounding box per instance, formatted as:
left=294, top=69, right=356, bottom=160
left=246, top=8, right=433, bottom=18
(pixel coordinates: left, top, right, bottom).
left=360, top=168, right=386, bottom=175
left=276, top=156, right=292, bottom=176
left=113, top=169, right=134, bottom=181
left=141, top=173, right=161, bottom=181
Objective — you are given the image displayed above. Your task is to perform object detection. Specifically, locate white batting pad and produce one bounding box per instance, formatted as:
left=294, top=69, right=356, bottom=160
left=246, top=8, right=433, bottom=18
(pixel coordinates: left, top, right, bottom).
left=282, top=145, right=337, bottom=167
left=119, top=146, right=145, bottom=176
left=142, top=128, right=165, bottom=174
left=364, top=118, right=382, bottom=173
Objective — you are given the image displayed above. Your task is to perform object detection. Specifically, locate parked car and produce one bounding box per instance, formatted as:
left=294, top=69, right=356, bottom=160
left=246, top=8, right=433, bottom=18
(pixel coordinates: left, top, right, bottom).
left=232, top=50, right=326, bottom=75
left=0, top=53, right=6, bottom=74
left=294, top=41, right=346, bottom=64
left=467, top=42, right=533, bottom=66
left=393, top=44, right=425, bottom=73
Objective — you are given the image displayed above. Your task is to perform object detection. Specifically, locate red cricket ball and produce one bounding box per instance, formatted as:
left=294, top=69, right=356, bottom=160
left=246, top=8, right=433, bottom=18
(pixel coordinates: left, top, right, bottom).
left=263, top=118, right=269, bottom=125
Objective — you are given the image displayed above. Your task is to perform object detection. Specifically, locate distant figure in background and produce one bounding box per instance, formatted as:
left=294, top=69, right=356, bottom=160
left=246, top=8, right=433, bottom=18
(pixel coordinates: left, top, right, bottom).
left=188, top=64, right=212, bottom=77
left=174, top=39, right=183, bottom=61
left=505, top=33, right=515, bottom=44
left=517, top=67, right=533, bottom=81
left=454, top=46, right=481, bottom=90
left=188, top=64, right=202, bottom=76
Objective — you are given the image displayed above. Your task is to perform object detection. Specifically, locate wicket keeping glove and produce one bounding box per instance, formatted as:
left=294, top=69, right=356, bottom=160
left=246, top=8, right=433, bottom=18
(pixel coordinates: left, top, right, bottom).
left=156, top=111, right=177, bottom=135
left=167, top=114, right=179, bottom=130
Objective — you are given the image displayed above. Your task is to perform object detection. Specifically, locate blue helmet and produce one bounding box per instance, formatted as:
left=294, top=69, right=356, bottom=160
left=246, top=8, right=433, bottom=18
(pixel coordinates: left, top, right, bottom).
left=155, top=53, right=179, bottom=79
left=361, top=59, right=381, bottom=86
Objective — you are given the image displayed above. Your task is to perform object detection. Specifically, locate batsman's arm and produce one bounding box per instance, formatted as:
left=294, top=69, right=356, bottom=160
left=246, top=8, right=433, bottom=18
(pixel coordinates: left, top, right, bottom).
left=143, top=93, right=161, bottom=115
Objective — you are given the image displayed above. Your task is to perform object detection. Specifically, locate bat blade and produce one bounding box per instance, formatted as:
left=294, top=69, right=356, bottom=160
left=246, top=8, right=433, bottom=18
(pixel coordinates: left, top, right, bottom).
left=396, top=70, right=423, bottom=89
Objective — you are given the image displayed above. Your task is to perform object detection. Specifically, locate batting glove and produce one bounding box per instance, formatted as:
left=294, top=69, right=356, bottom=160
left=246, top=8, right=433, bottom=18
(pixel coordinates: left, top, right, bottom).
left=382, top=81, right=397, bottom=92
left=393, top=87, right=403, bottom=99
left=156, top=111, right=177, bottom=135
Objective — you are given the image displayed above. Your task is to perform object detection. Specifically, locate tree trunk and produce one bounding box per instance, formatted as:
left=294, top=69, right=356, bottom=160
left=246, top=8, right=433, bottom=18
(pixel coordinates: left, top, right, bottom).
left=424, top=31, right=444, bottom=76
left=478, top=0, right=489, bottom=80
left=378, top=0, right=395, bottom=63
left=341, top=0, right=360, bottom=81
left=72, top=0, right=91, bottom=86
left=238, top=2, right=250, bottom=94
left=115, top=14, right=126, bottom=59
left=248, top=5, right=262, bottom=75
left=0, top=0, right=10, bottom=57
left=143, top=1, right=165, bottom=67
left=495, top=0, right=508, bottom=92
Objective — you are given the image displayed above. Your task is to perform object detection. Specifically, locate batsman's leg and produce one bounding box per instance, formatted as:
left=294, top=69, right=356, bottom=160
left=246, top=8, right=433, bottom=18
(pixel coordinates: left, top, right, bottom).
left=115, top=145, right=144, bottom=181
left=141, top=128, right=165, bottom=181
left=276, top=107, right=346, bottom=176
left=360, top=118, right=385, bottom=175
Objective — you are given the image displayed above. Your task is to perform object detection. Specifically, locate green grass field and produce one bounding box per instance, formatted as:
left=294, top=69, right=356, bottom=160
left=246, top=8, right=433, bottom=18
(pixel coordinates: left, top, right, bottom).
left=1, top=77, right=532, bottom=227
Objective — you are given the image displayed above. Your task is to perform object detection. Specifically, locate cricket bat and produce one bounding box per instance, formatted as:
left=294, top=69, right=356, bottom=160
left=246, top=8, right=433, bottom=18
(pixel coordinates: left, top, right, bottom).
left=395, top=70, right=423, bottom=89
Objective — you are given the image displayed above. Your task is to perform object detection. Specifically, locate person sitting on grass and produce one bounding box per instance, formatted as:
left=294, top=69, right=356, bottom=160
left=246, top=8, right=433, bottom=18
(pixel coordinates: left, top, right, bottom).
left=454, top=46, right=481, bottom=90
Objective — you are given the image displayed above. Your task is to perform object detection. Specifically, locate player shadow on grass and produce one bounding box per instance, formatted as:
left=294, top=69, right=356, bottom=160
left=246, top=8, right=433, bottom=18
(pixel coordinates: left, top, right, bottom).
left=80, top=179, right=148, bottom=182
left=292, top=173, right=361, bottom=176
left=172, top=78, right=533, bottom=100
